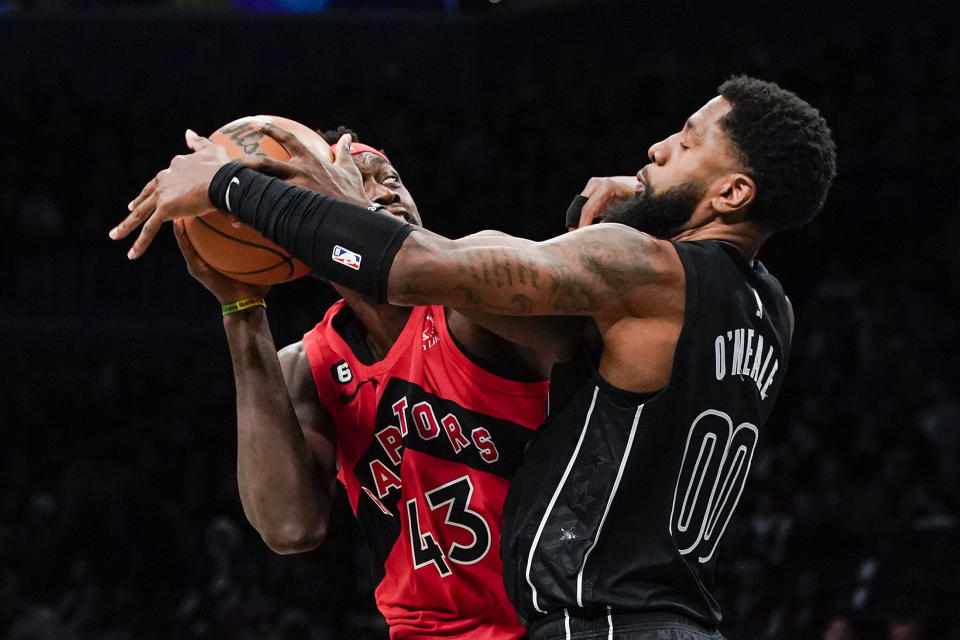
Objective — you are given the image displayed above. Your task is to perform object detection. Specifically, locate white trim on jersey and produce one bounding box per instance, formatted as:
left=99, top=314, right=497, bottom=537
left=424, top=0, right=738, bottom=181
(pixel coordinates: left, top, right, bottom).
left=525, top=386, right=600, bottom=614
left=564, top=608, right=571, bottom=640
left=607, top=605, right=613, bottom=640
left=575, top=403, right=643, bottom=607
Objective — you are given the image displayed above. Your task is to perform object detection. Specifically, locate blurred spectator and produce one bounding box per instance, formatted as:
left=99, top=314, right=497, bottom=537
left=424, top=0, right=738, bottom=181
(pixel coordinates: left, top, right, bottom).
left=823, top=615, right=856, bottom=640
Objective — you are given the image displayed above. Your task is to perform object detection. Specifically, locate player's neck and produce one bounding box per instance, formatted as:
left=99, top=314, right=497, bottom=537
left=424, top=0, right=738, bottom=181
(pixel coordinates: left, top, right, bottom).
left=673, top=222, right=769, bottom=264
left=335, top=285, right=413, bottom=360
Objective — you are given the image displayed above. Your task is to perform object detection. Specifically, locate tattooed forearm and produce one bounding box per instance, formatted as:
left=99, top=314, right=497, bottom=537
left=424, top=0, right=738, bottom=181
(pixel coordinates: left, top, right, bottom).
left=548, top=279, right=606, bottom=313
left=451, top=287, right=534, bottom=314
left=389, top=225, right=662, bottom=316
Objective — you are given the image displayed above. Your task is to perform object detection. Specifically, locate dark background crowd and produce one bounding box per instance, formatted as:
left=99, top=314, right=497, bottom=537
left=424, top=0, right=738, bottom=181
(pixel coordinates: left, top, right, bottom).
left=2, top=1, right=958, bottom=638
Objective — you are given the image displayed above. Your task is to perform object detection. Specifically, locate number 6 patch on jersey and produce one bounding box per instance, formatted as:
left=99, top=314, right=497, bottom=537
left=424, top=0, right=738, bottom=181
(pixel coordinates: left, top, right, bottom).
left=331, top=360, right=353, bottom=384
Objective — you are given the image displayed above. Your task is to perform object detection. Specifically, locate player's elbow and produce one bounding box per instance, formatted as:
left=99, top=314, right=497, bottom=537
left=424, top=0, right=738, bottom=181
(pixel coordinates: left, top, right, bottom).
left=259, top=518, right=328, bottom=555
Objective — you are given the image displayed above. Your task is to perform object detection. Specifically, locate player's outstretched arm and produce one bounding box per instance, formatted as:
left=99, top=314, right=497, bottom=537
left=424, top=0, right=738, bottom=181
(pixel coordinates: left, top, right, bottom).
left=193, top=163, right=676, bottom=320
left=119, top=139, right=674, bottom=321
left=173, top=222, right=336, bottom=554
left=386, top=223, right=672, bottom=318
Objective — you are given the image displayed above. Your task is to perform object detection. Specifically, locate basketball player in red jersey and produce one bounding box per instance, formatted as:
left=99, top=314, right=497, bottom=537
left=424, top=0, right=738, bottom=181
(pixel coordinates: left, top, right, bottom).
left=168, top=129, right=574, bottom=639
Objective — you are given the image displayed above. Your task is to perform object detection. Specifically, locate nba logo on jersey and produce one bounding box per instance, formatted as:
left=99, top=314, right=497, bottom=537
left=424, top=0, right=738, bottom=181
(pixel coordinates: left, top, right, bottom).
left=332, top=245, right=362, bottom=270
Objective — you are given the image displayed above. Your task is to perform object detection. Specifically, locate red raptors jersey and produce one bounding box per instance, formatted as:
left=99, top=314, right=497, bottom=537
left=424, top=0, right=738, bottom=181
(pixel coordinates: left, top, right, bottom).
left=303, top=302, right=548, bottom=639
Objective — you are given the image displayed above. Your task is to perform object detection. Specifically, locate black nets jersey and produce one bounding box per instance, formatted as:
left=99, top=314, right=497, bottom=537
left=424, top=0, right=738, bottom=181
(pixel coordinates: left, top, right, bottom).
left=501, top=240, right=793, bottom=629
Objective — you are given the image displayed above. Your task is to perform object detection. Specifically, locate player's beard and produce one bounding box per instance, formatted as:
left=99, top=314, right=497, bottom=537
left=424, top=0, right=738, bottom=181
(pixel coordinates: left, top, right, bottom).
left=603, top=180, right=707, bottom=239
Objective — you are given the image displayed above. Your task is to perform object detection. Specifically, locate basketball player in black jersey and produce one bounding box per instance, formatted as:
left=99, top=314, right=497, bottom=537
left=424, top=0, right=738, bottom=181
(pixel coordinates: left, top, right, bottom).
left=114, top=75, right=836, bottom=639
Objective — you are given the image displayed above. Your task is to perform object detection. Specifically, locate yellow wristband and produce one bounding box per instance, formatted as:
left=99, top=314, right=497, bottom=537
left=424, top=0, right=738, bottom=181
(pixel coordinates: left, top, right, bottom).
left=221, top=297, right=266, bottom=316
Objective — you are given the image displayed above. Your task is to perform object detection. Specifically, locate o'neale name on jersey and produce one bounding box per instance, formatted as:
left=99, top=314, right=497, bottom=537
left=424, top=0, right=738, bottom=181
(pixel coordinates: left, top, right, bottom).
left=713, top=327, right=780, bottom=400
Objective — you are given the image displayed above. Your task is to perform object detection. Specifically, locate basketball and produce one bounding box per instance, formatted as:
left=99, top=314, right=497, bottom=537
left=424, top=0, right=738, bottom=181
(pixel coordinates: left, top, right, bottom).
left=183, top=115, right=333, bottom=285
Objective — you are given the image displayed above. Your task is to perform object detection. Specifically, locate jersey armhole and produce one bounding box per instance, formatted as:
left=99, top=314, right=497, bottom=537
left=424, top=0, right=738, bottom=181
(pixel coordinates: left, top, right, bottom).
left=302, top=322, right=346, bottom=420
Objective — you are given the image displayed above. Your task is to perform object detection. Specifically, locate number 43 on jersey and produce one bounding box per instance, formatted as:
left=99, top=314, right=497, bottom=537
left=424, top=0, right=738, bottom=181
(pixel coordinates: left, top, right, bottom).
left=406, top=476, right=491, bottom=577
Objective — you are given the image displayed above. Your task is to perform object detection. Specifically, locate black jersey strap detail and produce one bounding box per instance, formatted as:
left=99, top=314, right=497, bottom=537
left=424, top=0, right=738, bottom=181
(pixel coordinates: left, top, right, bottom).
left=209, top=163, right=415, bottom=302
left=565, top=194, right=588, bottom=228
left=591, top=372, right=660, bottom=407
left=330, top=305, right=377, bottom=366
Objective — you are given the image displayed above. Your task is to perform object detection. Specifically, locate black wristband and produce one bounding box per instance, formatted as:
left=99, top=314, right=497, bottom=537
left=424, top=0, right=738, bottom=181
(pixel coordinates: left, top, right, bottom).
left=565, top=194, right=588, bottom=228
left=209, top=161, right=247, bottom=213
left=208, top=163, right=415, bottom=302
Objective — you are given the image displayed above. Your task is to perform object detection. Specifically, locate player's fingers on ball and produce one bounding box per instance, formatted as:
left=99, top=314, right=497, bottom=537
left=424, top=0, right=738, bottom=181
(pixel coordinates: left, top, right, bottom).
left=172, top=219, right=192, bottom=255
left=173, top=219, right=191, bottom=250
left=173, top=221, right=206, bottom=274
left=184, top=129, right=200, bottom=150
left=228, top=214, right=243, bottom=229
left=184, top=129, right=213, bottom=151
left=334, top=134, right=353, bottom=165
left=259, top=122, right=303, bottom=155
left=238, top=155, right=296, bottom=178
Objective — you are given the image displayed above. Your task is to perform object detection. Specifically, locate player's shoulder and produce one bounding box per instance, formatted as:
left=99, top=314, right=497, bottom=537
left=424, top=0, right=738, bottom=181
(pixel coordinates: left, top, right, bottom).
left=559, top=223, right=680, bottom=276
left=279, top=340, right=312, bottom=384
left=279, top=339, right=306, bottom=361
left=282, top=301, right=350, bottom=382
left=298, top=300, right=351, bottom=360
left=570, top=225, right=684, bottom=320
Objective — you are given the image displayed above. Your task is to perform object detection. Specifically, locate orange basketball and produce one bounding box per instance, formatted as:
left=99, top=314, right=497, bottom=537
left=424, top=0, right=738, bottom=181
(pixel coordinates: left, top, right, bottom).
left=183, top=115, right=333, bottom=285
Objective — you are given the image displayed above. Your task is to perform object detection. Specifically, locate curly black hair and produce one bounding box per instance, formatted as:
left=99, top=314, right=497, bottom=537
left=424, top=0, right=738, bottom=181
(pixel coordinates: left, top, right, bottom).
left=316, top=125, right=358, bottom=145
left=316, top=126, right=392, bottom=161
left=717, top=76, right=837, bottom=231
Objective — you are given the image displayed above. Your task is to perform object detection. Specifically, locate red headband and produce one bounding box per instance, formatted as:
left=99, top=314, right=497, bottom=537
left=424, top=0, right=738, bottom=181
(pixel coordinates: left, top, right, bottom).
left=348, top=142, right=391, bottom=164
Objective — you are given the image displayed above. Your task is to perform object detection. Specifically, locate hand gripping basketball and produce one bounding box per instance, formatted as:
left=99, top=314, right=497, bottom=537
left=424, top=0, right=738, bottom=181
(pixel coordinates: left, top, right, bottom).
left=176, top=116, right=341, bottom=285
left=113, top=116, right=361, bottom=285
left=241, top=122, right=369, bottom=208
left=172, top=219, right=268, bottom=306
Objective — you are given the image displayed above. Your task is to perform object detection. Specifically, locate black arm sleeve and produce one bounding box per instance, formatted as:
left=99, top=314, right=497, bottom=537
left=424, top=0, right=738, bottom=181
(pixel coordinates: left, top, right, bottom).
left=208, top=163, right=415, bottom=302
